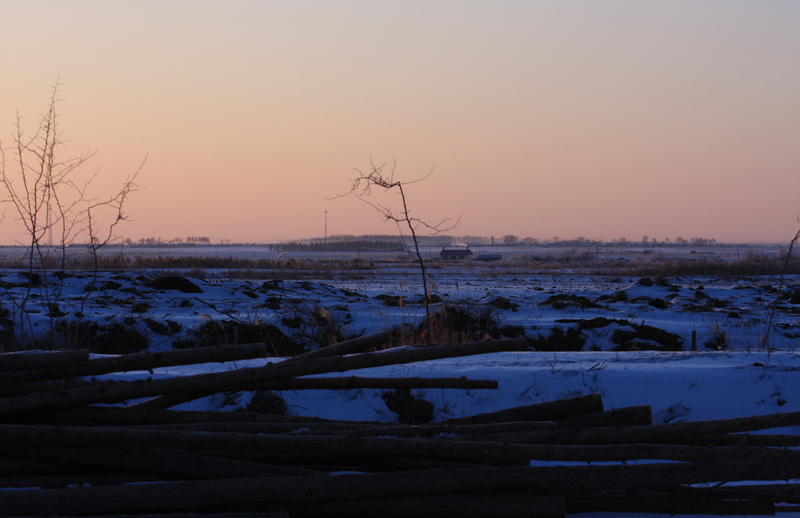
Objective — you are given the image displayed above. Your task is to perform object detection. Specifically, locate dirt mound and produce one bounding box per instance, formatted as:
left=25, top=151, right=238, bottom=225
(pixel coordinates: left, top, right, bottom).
left=556, top=317, right=631, bottom=330
left=539, top=294, right=600, bottom=309
left=528, top=326, right=585, bottom=352
left=487, top=296, right=519, bottom=311
left=181, top=320, right=304, bottom=356
left=148, top=276, right=203, bottom=293
left=611, top=324, right=683, bottom=351
left=381, top=388, right=434, bottom=424
left=55, top=321, right=149, bottom=354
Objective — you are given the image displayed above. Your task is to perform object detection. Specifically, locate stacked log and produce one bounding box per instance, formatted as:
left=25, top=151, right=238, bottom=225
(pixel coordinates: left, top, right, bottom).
left=1, top=334, right=799, bottom=516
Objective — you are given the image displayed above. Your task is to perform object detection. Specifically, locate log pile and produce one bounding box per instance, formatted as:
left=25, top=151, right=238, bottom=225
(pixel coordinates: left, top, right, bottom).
left=1, top=333, right=800, bottom=517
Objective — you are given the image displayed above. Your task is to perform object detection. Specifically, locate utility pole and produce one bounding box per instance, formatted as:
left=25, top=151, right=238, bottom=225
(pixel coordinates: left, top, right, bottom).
left=324, top=210, right=328, bottom=252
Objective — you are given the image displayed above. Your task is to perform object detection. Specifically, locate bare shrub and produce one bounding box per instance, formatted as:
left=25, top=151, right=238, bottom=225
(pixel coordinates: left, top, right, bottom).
left=335, top=158, right=459, bottom=342
left=0, top=82, right=144, bottom=349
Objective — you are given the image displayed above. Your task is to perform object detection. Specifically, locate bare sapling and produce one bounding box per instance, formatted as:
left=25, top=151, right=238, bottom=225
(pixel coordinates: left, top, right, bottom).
left=761, top=218, right=800, bottom=350
left=0, top=81, right=145, bottom=349
left=336, top=158, right=459, bottom=343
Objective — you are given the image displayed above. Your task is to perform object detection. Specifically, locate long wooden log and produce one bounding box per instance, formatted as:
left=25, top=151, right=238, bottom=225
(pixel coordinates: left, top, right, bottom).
left=463, top=410, right=800, bottom=445
left=3, top=445, right=319, bottom=480
left=0, top=379, right=96, bottom=398
left=0, top=337, right=527, bottom=416
left=267, top=493, right=566, bottom=518
left=649, top=410, right=800, bottom=435
left=282, top=329, right=395, bottom=362
left=11, top=405, right=390, bottom=427
left=128, top=375, right=499, bottom=410
left=555, top=405, right=652, bottom=427
left=0, top=472, right=168, bottom=489
left=301, top=406, right=650, bottom=439
left=142, top=419, right=558, bottom=436
left=124, top=392, right=206, bottom=410
left=678, top=483, right=800, bottom=504
left=1, top=343, right=271, bottom=383
left=565, top=489, right=775, bottom=515
left=20, top=404, right=656, bottom=435
left=129, top=421, right=389, bottom=435
left=132, top=423, right=796, bottom=448
left=1, top=462, right=798, bottom=516
left=0, top=456, right=80, bottom=476
left=3, top=424, right=800, bottom=468
left=45, top=515, right=291, bottom=518
left=51, top=515, right=290, bottom=518
left=0, top=349, right=89, bottom=371
left=674, top=432, right=800, bottom=447
left=443, top=393, right=603, bottom=424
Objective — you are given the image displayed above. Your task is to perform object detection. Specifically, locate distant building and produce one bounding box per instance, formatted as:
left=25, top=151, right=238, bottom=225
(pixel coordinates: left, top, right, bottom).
left=439, top=247, right=473, bottom=260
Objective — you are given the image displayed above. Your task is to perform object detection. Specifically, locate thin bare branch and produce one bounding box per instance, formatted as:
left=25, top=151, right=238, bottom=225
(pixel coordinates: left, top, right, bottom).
left=0, top=81, right=145, bottom=349
left=336, top=157, right=459, bottom=343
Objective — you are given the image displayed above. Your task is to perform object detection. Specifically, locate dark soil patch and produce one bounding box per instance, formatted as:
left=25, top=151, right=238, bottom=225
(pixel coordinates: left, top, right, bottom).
left=381, top=388, right=434, bottom=424
left=487, top=297, right=519, bottom=312
left=131, top=302, right=151, bottom=314
left=46, top=303, right=67, bottom=318
left=144, top=318, right=181, bottom=336
left=0, top=306, right=13, bottom=351
left=20, top=272, right=42, bottom=287
left=499, top=325, right=525, bottom=338
left=340, top=287, right=365, bottom=298
left=245, top=391, right=288, bottom=415
left=376, top=294, right=403, bottom=307
left=376, top=293, right=442, bottom=307
left=539, top=294, right=600, bottom=310
left=597, top=291, right=629, bottom=303
left=528, top=326, right=585, bottom=352
left=260, top=297, right=282, bottom=310
left=655, top=277, right=681, bottom=292
left=281, top=316, right=302, bottom=329
left=188, top=320, right=303, bottom=356
left=648, top=298, right=669, bottom=309
left=101, top=281, right=123, bottom=291
left=56, top=321, right=149, bottom=354
left=611, top=324, right=683, bottom=351
left=148, top=276, right=203, bottom=294
left=555, top=317, right=631, bottom=330
left=261, top=280, right=284, bottom=291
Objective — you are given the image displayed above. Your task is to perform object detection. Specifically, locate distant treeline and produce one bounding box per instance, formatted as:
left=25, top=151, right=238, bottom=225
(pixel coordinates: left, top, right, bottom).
left=115, top=233, right=734, bottom=248
left=275, top=239, right=410, bottom=253
left=274, top=233, right=730, bottom=251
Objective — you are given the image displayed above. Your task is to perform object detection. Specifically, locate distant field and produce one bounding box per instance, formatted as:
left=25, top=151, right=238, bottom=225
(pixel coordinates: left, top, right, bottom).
left=0, top=243, right=784, bottom=263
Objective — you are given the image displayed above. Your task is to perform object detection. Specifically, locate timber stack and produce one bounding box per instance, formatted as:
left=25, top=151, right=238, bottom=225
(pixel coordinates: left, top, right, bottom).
left=1, top=332, right=800, bottom=517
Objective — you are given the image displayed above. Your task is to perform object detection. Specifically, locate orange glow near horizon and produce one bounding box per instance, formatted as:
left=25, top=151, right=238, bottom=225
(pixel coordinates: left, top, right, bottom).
left=2, top=2, right=799, bottom=246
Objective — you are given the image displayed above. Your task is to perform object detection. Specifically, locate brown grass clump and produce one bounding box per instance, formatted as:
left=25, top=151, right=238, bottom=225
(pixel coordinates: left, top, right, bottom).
left=398, top=304, right=501, bottom=346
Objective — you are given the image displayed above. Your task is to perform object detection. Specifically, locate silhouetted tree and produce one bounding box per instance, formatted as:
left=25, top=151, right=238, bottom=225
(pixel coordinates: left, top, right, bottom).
left=336, top=158, right=459, bottom=340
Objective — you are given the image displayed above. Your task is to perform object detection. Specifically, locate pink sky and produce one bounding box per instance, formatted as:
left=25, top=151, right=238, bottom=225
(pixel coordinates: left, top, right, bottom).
left=2, top=2, right=799, bottom=245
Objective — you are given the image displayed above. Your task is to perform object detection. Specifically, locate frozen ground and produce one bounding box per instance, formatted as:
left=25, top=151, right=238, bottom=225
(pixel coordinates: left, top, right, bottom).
left=3, top=250, right=800, bottom=516
left=2, top=263, right=798, bottom=355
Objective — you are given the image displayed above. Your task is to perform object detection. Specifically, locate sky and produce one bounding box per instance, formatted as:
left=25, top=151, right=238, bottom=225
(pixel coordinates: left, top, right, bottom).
left=1, top=1, right=799, bottom=245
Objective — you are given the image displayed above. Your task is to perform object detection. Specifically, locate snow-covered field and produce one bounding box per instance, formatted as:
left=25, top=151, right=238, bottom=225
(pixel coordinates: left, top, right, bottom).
left=3, top=248, right=800, bottom=516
